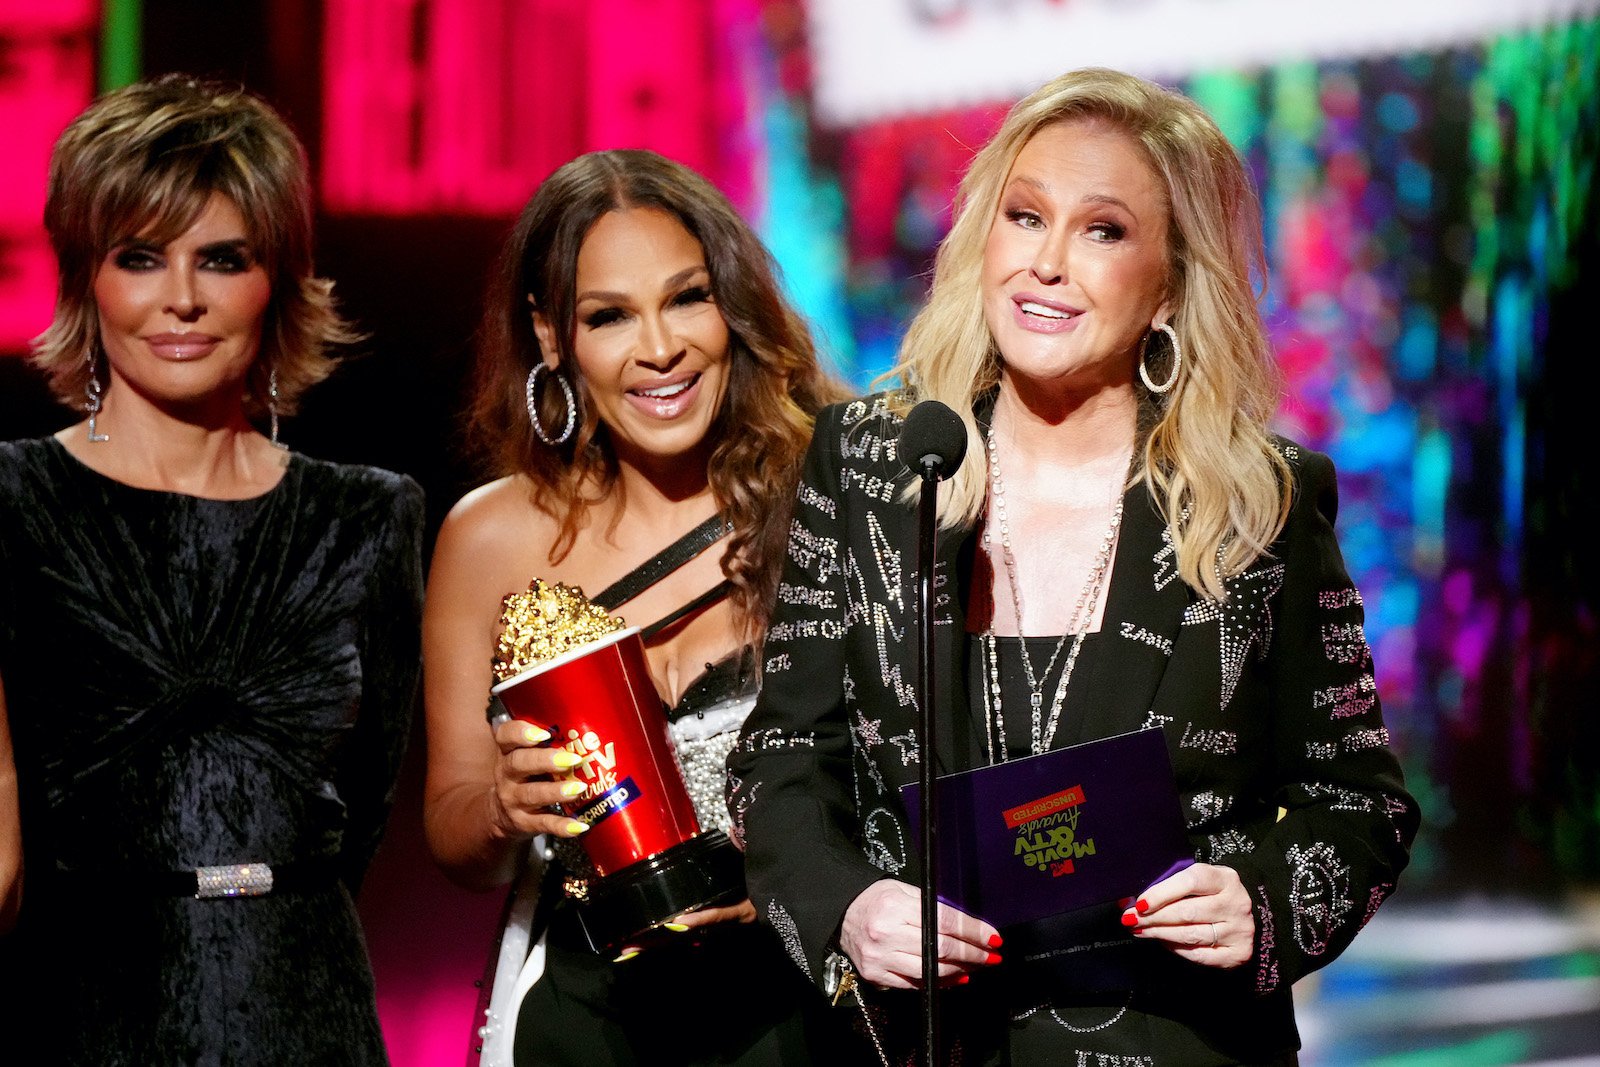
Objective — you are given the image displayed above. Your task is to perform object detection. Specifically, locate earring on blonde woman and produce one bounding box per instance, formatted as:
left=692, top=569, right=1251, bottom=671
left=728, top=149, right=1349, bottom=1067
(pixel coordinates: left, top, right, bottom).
left=85, top=351, right=109, bottom=442
left=1139, top=323, right=1182, bottom=394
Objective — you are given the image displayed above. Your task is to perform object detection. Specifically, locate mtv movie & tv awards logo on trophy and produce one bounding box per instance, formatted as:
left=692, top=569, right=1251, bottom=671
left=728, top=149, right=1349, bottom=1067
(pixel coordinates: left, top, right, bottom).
left=1004, top=785, right=1096, bottom=878
left=494, top=580, right=646, bottom=832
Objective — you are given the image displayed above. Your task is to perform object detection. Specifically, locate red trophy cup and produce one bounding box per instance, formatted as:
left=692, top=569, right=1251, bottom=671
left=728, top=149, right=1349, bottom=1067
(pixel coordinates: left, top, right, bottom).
left=489, top=580, right=744, bottom=950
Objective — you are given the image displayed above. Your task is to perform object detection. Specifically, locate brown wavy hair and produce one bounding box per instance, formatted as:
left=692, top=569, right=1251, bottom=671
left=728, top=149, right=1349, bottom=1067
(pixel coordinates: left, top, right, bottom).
left=472, top=149, right=845, bottom=636
left=32, top=74, right=356, bottom=420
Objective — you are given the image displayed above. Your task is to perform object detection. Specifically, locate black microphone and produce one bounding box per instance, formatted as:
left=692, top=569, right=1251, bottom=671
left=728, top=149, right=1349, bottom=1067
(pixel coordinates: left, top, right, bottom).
left=896, top=398, right=967, bottom=1067
left=897, top=400, right=968, bottom=481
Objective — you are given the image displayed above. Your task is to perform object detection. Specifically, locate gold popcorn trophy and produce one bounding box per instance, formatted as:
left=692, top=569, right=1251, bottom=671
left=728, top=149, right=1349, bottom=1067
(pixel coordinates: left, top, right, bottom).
left=490, top=580, right=744, bottom=950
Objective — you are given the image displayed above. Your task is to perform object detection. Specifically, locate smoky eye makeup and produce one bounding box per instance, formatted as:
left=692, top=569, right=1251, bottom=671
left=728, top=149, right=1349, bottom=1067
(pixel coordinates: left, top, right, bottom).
left=104, top=238, right=259, bottom=272
left=109, top=244, right=162, bottom=271
left=581, top=306, right=627, bottom=329
left=1002, top=206, right=1044, bottom=229
left=1085, top=220, right=1128, bottom=242
left=671, top=285, right=713, bottom=307
left=196, top=241, right=257, bottom=272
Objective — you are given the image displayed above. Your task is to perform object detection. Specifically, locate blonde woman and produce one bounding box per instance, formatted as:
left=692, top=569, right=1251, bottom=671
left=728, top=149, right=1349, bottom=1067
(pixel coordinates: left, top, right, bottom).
left=730, top=68, right=1418, bottom=1063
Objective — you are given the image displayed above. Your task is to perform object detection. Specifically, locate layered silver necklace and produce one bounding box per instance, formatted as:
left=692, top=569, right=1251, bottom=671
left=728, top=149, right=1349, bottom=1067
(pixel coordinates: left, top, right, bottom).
left=982, top=425, right=1127, bottom=761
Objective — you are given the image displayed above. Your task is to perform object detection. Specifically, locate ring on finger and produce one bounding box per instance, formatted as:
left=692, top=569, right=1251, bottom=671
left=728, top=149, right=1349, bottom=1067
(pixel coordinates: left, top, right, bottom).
left=1208, top=922, right=1219, bottom=948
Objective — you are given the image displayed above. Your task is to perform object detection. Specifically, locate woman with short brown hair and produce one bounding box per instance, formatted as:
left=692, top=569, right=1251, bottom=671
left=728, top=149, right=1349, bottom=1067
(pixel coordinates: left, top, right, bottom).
left=0, top=75, right=421, bottom=1063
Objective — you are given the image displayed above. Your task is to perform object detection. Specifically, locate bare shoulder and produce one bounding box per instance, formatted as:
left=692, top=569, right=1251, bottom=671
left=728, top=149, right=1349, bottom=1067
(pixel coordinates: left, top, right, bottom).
left=440, top=476, right=552, bottom=548
left=433, top=475, right=562, bottom=589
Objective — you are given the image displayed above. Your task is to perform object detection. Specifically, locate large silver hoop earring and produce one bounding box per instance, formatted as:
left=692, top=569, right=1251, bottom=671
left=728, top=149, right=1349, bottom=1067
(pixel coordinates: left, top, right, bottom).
left=1139, top=322, right=1182, bottom=395
left=526, top=364, right=577, bottom=446
left=85, top=351, right=109, bottom=442
left=267, top=367, right=287, bottom=450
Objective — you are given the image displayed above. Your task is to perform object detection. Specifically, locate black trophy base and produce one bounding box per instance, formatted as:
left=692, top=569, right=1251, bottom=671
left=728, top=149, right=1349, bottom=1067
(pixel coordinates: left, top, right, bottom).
left=571, top=830, right=746, bottom=952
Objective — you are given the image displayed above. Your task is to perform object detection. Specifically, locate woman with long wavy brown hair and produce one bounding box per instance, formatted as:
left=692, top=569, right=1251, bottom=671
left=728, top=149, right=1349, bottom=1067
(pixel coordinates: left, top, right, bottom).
left=423, top=149, right=849, bottom=1065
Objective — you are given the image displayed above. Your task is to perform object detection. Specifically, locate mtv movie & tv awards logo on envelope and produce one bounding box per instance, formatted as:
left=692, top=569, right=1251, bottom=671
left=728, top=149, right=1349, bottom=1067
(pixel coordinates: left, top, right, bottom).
left=1004, top=784, right=1097, bottom=878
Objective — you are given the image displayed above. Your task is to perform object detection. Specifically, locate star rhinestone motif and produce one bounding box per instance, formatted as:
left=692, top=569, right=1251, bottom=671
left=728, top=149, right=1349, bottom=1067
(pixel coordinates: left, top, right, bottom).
left=852, top=711, right=884, bottom=749
left=1184, top=561, right=1286, bottom=710
left=1140, top=708, right=1175, bottom=731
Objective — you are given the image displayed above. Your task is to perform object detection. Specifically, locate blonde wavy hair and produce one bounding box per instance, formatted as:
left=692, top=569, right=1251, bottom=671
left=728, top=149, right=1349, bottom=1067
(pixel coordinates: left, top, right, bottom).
left=33, top=74, right=356, bottom=420
left=888, top=67, right=1291, bottom=600
left=472, top=150, right=847, bottom=635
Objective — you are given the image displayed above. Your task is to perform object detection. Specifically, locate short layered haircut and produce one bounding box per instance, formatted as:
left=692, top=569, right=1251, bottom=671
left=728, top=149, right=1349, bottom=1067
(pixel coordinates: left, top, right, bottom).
left=33, top=74, right=354, bottom=418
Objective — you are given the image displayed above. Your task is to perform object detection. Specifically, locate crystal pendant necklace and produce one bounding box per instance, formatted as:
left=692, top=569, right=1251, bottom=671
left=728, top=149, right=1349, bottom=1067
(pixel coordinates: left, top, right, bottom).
left=981, top=425, right=1127, bottom=761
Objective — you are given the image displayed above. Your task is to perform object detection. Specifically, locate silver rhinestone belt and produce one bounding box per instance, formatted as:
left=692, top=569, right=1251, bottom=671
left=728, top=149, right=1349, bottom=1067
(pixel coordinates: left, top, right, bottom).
left=194, top=863, right=275, bottom=899
left=56, top=857, right=338, bottom=898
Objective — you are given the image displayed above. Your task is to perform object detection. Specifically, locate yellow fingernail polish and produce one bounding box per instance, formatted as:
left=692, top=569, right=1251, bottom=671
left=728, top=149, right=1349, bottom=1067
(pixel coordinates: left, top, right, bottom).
left=523, top=725, right=551, bottom=744
left=560, top=780, right=587, bottom=798
left=551, top=751, right=582, bottom=769
left=663, top=922, right=690, bottom=933
left=565, top=820, right=589, bottom=836
left=612, top=950, right=640, bottom=964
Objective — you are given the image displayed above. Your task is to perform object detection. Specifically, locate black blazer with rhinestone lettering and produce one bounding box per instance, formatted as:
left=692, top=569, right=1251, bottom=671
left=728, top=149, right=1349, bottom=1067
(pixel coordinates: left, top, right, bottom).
left=727, top=393, right=1418, bottom=1059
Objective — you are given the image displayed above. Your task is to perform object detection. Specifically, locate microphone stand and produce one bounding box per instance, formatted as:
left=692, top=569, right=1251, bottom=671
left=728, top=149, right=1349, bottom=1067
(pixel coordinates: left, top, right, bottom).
left=898, top=399, right=965, bottom=1066
left=915, top=454, right=941, bottom=1067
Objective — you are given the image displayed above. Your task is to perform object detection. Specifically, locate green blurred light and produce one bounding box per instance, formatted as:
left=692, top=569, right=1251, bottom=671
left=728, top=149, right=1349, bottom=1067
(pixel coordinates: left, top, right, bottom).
left=1189, top=70, right=1263, bottom=153
left=1557, top=952, right=1600, bottom=979
left=1270, top=61, right=1321, bottom=143
left=1370, top=1030, right=1531, bottom=1067
left=100, top=0, right=141, bottom=91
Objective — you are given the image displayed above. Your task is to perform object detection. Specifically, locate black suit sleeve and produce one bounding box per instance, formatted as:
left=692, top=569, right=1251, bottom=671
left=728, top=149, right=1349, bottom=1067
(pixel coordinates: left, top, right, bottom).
left=728, top=403, right=889, bottom=990
left=1223, top=448, right=1419, bottom=995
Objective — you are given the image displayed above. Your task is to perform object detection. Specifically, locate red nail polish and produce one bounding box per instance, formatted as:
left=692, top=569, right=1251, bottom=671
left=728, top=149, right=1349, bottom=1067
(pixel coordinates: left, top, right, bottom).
left=984, top=952, right=1002, bottom=965
left=988, top=933, right=1003, bottom=949
left=1120, top=912, right=1139, bottom=927
left=1135, top=898, right=1150, bottom=915
left=957, top=974, right=971, bottom=985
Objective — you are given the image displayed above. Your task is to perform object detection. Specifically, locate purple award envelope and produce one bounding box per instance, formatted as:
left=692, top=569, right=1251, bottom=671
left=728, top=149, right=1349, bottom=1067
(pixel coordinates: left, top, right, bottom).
left=902, top=728, right=1193, bottom=930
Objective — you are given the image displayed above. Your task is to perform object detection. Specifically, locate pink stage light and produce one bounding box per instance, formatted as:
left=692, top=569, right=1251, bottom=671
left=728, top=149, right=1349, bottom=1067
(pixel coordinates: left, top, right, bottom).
left=0, top=2, right=96, bottom=353
left=321, top=0, right=750, bottom=216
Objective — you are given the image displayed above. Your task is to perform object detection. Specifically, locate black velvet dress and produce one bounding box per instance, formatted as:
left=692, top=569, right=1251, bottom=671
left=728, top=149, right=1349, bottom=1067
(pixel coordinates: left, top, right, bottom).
left=0, top=438, right=424, bottom=1066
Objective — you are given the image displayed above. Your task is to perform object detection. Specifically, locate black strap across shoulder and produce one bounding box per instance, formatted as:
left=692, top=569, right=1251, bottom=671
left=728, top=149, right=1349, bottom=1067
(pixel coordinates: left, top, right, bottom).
left=591, top=513, right=733, bottom=632
left=638, top=580, right=733, bottom=641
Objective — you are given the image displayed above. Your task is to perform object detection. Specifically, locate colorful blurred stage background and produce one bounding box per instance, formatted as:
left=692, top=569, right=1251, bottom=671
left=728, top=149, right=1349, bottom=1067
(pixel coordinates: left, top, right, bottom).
left=3, top=2, right=1597, bottom=1063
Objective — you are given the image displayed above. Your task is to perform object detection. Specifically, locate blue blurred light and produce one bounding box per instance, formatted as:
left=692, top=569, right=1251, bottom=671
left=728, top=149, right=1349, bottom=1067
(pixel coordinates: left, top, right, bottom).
left=1376, top=91, right=1420, bottom=132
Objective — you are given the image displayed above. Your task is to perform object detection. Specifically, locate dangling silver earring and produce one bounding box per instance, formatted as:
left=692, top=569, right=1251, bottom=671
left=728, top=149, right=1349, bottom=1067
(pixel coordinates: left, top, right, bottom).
left=1139, top=322, right=1182, bottom=395
left=526, top=364, right=577, bottom=446
left=85, top=351, right=109, bottom=442
left=268, top=367, right=287, bottom=450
